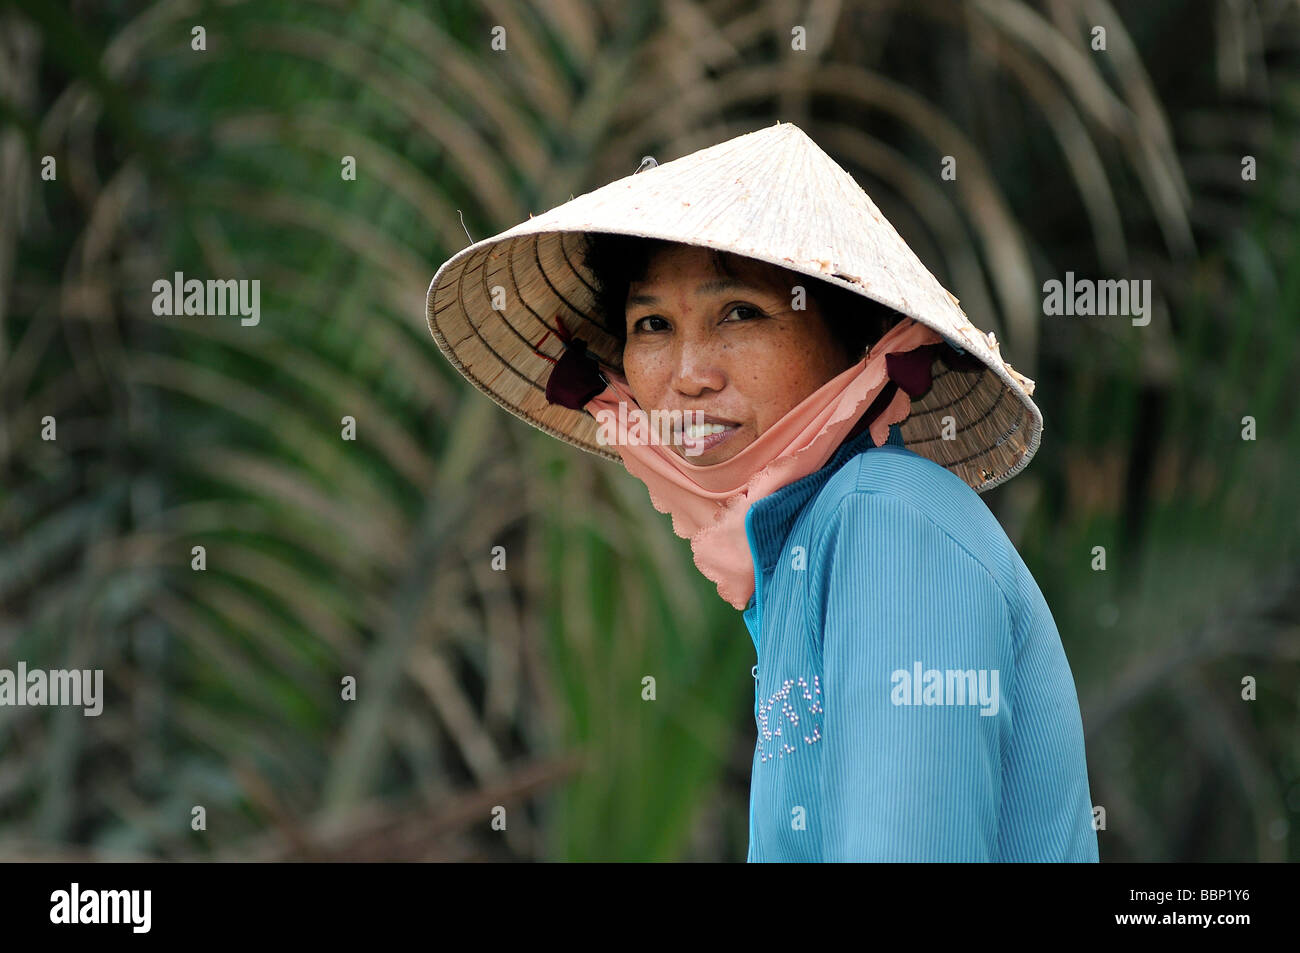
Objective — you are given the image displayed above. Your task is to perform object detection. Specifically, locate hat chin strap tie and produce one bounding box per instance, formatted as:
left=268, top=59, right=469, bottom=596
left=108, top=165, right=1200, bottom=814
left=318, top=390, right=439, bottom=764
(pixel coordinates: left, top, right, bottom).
left=544, top=338, right=608, bottom=409
left=882, top=339, right=987, bottom=400
left=535, top=313, right=609, bottom=410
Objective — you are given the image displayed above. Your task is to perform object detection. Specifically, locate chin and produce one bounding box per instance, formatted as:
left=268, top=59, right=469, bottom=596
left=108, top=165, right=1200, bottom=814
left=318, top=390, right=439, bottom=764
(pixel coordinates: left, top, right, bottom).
left=691, top=439, right=752, bottom=465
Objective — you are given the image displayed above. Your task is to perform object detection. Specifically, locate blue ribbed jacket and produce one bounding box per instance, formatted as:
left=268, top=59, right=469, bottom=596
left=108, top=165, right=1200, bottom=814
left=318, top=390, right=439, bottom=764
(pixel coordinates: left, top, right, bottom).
left=741, top=421, right=1098, bottom=862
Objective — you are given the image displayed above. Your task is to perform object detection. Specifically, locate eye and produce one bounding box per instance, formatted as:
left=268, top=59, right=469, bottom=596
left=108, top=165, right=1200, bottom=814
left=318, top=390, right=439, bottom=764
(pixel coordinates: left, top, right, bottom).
left=631, top=315, right=670, bottom=333
left=723, top=304, right=765, bottom=322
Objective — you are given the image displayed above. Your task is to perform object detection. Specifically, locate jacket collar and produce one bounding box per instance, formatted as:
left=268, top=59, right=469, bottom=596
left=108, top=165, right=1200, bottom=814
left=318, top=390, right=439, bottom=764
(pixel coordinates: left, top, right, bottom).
left=743, top=421, right=904, bottom=579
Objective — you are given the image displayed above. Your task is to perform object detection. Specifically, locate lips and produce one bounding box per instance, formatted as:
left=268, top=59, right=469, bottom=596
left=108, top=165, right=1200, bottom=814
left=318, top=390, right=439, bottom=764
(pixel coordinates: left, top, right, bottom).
left=672, top=413, right=740, bottom=440
left=674, top=413, right=741, bottom=457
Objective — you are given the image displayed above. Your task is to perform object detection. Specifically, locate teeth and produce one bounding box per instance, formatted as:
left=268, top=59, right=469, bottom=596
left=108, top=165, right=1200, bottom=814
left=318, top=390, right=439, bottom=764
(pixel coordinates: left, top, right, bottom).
left=683, top=423, right=731, bottom=439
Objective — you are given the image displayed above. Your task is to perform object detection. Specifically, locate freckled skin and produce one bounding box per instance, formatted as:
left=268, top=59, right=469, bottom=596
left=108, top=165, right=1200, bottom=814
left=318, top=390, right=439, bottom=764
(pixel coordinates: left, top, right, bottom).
left=622, top=244, right=853, bottom=465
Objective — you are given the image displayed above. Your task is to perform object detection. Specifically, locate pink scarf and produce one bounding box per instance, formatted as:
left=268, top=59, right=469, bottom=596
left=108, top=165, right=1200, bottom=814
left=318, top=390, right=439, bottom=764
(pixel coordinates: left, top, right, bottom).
left=579, top=318, right=944, bottom=610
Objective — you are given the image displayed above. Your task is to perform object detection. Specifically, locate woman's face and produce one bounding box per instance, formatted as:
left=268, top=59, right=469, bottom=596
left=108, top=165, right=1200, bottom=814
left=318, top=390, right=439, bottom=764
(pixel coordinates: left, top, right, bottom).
left=622, top=244, right=854, bottom=465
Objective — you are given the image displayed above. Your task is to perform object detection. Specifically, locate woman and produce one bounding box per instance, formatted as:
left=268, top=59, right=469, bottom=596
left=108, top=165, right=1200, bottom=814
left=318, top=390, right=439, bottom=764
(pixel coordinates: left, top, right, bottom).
left=426, top=122, right=1098, bottom=862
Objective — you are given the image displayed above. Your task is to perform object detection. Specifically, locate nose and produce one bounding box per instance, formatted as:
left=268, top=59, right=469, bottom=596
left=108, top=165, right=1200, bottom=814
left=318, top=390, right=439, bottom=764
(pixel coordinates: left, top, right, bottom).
left=669, top=337, right=726, bottom=396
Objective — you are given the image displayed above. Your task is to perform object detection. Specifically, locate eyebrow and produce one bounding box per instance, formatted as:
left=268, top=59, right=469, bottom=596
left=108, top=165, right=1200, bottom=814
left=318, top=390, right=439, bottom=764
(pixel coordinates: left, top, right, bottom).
left=627, top=278, right=751, bottom=306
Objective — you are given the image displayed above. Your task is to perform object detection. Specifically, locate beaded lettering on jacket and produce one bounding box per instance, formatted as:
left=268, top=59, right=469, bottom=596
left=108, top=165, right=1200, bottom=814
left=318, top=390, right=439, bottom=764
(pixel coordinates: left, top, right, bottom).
left=756, top=675, right=823, bottom=762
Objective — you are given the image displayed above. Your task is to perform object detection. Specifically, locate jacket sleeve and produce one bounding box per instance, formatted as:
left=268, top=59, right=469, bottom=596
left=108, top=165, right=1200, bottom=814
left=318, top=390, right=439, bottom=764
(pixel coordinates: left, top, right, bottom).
left=813, top=490, right=1012, bottom=861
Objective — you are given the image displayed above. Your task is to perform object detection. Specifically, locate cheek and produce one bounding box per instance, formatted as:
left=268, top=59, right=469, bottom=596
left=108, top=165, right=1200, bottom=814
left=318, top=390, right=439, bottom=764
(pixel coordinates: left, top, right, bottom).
left=621, top=344, right=665, bottom=402
left=746, top=326, right=844, bottom=426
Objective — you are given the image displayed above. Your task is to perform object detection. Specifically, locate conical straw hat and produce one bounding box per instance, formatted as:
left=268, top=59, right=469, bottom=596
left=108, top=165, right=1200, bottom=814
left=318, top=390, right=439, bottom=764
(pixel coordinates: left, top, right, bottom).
left=426, top=121, right=1041, bottom=492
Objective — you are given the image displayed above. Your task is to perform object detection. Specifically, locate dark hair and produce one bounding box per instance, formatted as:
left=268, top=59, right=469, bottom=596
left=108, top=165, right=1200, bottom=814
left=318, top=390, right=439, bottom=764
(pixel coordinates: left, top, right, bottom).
left=579, top=233, right=900, bottom=360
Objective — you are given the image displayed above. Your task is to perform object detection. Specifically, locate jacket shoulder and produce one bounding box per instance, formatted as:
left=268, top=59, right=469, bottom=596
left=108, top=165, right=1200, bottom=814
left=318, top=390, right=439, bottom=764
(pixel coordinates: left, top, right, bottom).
left=806, top=445, right=1018, bottom=592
